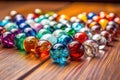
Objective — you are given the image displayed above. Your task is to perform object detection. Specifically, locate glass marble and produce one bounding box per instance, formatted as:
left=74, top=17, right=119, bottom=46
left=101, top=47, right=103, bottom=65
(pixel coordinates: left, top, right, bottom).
left=99, top=19, right=108, bottom=30
left=4, top=22, right=18, bottom=31
left=54, top=23, right=67, bottom=30
left=72, top=22, right=84, bottom=32
left=43, top=25, right=54, bottom=32
left=77, top=13, right=87, bottom=22
left=91, top=25, right=102, bottom=34
left=79, top=28, right=93, bottom=39
left=15, top=16, right=26, bottom=26
left=19, top=23, right=30, bottom=31
left=26, top=19, right=35, bottom=28
left=32, top=23, right=43, bottom=32
left=88, top=21, right=100, bottom=28
left=1, top=32, right=14, bottom=48
left=0, top=20, right=10, bottom=26
left=40, top=34, right=57, bottom=45
left=58, top=35, right=73, bottom=45
left=40, top=19, right=50, bottom=26
left=92, top=34, right=107, bottom=49
left=26, top=13, right=37, bottom=20
left=14, top=33, right=26, bottom=50
left=106, top=25, right=117, bottom=36
left=23, top=27, right=36, bottom=36
left=100, top=31, right=112, bottom=43
left=107, top=13, right=116, bottom=21
left=73, top=32, right=89, bottom=43
left=52, top=29, right=66, bottom=38
left=11, top=28, right=21, bottom=36
left=35, top=40, right=52, bottom=57
left=50, top=43, right=69, bottom=65
left=68, top=41, right=84, bottom=60
left=64, top=27, right=76, bottom=36
left=87, top=12, right=96, bottom=19
left=34, top=15, right=47, bottom=23
left=36, top=29, right=51, bottom=39
left=83, top=40, right=99, bottom=57
left=92, top=15, right=100, bottom=22
left=24, top=36, right=39, bottom=53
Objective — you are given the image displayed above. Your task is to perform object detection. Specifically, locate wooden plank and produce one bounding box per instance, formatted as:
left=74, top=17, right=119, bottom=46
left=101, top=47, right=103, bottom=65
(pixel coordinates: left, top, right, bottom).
left=24, top=3, right=120, bottom=80
left=0, top=2, right=70, bottom=80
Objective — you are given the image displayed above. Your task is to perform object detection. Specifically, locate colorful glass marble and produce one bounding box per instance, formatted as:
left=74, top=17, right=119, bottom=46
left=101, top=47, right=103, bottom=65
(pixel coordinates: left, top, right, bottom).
left=100, top=31, right=112, bottom=43
left=68, top=41, right=84, bottom=60
left=77, top=13, right=87, bottom=22
left=36, top=29, right=51, bottom=39
left=4, top=22, right=18, bottom=31
left=58, top=35, right=73, bottom=45
left=79, top=28, right=93, bottom=39
left=19, top=23, right=30, bottom=31
left=87, top=12, right=96, bottom=19
left=14, top=33, right=26, bottom=50
left=54, top=23, right=67, bottom=30
left=72, top=22, right=84, bottom=32
left=64, top=27, right=76, bottom=36
left=23, top=27, right=36, bottom=36
left=32, top=23, right=43, bottom=32
left=99, top=19, right=108, bottom=30
left=52, top=29, right=66, bottom=38
left=92, top=34, right=107, bottom=49
left=35, top=40, right=52, bottom=57
left=40, top=34, right=57, bottom=45
left=23, top=36, right=39, bottom=53
left=83, top=40, right=99, bottom=57
left=91, top=25, right=101, bottom=34
left=50, top=43, right=69, bottom=65
left=73, top=32, right=88, bottom=43
left=1, top=32, right=14, bottom=48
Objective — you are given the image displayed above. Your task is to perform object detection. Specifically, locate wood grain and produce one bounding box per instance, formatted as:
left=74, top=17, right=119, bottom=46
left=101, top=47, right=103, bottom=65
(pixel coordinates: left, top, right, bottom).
left=0, top=2, right=120, bottom=80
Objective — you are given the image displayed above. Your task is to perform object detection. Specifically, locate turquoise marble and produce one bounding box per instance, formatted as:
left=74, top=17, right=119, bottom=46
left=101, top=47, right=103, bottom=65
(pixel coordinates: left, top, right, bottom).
left=4, top=22, right=18, bottom=31
left=58, top=35, right=73, bottom=45
left=52, top=29, right=66, bottom=38
left=36, top=29, right=51, bottom=39
left=50, top=43, right=69, bottom=66
left=40, top=34, right=57, bottom=45
left=72, top=22, right=84, bottom=32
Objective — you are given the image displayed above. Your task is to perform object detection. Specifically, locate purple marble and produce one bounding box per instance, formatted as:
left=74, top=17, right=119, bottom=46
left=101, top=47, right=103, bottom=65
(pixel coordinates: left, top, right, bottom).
left=1, top=32, right=15, bottom=48
left=32, top=23, right=43, bottom=32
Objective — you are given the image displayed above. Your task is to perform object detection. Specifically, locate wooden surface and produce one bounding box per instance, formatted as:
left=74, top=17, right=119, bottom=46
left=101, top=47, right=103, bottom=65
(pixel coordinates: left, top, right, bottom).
left=0, top=2, right=120, bottom=80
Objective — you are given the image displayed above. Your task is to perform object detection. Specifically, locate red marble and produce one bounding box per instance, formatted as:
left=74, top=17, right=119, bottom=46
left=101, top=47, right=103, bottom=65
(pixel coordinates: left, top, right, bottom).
left=68, top=41, right=84, bottom=61
left=73, top=32, right=88, bottom=43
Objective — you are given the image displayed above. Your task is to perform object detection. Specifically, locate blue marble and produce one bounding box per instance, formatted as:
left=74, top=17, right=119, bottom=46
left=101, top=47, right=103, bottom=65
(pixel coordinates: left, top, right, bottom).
left=58, top=35, right=73, bottom=45
left=50, top=43, right=69, bottom=66
left=72, top=22, right=84, bottom=32
left=19, top=23, right=30, bottom=31
left=87, top=12, right=96, bottom=19
left=23, top=27, right=36, bottom=36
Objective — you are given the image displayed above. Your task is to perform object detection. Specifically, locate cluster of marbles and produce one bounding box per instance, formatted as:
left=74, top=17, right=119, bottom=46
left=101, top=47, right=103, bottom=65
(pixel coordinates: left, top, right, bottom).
left=0, top=9, right=120, bottom=66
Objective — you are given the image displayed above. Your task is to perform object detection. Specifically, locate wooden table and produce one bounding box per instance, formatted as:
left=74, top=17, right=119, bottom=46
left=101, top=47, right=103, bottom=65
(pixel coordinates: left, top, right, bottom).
left=0, top=1, right=120, bottom=80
